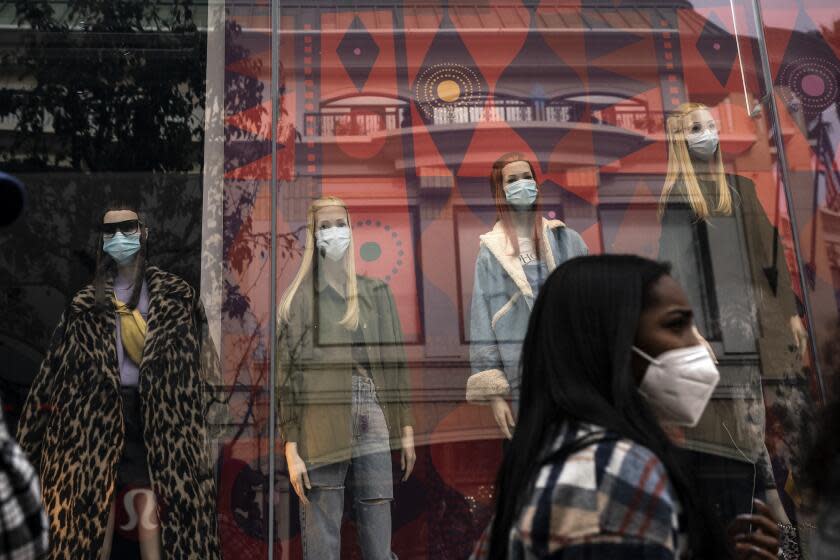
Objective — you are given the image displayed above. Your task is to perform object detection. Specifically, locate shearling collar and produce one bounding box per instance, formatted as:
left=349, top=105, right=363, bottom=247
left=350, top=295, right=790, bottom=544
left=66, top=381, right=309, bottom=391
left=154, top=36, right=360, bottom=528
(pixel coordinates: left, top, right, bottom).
left=479, top=217, right=565, bottom=299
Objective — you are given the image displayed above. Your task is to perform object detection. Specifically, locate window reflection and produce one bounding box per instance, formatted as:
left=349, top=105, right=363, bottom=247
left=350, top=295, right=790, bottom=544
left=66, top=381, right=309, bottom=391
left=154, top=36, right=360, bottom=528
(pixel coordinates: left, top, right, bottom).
left=271, top=2, right=828, bottom=557
left=1, top=0, right=838, bottom=558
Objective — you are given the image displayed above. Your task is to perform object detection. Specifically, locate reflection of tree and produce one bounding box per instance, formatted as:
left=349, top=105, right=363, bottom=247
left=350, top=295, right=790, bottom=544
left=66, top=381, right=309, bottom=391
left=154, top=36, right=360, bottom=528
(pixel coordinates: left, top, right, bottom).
left=0, top=2, right=209, bottom=425
left=219, top=12, right=301, bottom=449
left=0, top=0, right=206, bottom=172
left=215, top=18, right=302, bottom=547
left=221, top=179, right=305, bottom=450
left=0, top=3, right=303, bottom=547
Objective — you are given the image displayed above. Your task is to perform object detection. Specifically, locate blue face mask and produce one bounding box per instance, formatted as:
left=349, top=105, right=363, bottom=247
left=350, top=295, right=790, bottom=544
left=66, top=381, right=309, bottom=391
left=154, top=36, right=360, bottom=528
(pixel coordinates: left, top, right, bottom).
left=504, top=178, right=538, bottom=209
left=103, top=232, right=141, bottom=265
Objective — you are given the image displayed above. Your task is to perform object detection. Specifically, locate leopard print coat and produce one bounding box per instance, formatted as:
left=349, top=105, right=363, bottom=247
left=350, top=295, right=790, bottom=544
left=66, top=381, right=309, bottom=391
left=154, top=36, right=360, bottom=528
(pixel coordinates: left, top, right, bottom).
left=16, top=266, right=224, bottom=559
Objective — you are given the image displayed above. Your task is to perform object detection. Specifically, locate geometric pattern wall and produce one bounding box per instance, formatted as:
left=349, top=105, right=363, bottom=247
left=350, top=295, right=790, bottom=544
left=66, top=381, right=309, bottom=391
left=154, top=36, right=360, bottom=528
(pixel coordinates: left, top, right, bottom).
left=216, top=1, right=840, bottom=557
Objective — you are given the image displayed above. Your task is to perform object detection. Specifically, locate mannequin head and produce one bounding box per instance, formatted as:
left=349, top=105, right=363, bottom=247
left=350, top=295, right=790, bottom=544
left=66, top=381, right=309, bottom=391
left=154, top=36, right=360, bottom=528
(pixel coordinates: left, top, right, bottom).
left=278, top=196, right=359, bottom=330
left=660, top=102, right=731, bottom=220
left=94, top=201, right=148, bottom=308
left=490, top=152, right=543, bottom=257
left=487, top=254, right=725, bottom=560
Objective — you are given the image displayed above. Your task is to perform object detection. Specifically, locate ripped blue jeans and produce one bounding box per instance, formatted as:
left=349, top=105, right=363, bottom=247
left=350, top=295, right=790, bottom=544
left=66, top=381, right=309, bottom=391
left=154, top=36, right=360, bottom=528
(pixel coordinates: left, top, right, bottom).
left=300, top=376, right=397, bottom=560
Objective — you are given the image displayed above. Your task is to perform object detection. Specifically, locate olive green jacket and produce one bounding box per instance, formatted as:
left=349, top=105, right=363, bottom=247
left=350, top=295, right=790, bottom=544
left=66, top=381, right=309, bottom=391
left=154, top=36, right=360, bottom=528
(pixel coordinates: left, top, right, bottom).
left=277, top=274, right=413, bottom=465
left=659, top=174, right=801, bottom=468
left=660, top=174, right=800, bottom=375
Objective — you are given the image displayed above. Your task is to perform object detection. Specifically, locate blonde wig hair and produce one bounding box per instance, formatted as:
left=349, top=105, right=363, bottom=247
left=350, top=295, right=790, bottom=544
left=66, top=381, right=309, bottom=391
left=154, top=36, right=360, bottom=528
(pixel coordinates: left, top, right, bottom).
left=278, top=196, right=359, bottom=330
left=659, top=102, right=732, bottom=220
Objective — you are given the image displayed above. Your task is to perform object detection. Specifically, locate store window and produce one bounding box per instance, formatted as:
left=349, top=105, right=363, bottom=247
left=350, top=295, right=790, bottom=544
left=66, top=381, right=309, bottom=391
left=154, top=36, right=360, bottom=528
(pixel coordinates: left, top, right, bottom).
left=0, top=1, right=838, bottom=559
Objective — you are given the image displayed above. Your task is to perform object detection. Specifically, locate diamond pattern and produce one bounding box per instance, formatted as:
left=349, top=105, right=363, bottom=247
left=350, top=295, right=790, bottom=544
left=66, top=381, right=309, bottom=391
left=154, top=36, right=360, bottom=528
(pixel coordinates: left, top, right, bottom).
left=585, top=30, right=643, bottom=61
left=413, top=12, right=487, bottom=174
left=696, top=12, right=738, bottom=87
left=496, top=23, right=581, bottom=172
left=337, top=16, right=380, bottom=92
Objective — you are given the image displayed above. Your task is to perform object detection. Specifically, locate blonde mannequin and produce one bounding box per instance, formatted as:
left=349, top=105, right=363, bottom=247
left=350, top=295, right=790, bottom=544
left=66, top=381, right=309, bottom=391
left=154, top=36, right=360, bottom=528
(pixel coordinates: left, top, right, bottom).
left=277, top=197, right=415, bottom=560
left=658, top=102, right=803, bottom=527
left=660, top=102, right=732, bottom=220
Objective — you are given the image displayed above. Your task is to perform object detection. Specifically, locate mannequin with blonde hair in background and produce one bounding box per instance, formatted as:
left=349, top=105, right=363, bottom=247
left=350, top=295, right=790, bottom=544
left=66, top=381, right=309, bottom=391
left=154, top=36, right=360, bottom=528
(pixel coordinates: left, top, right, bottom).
left=657, top=102, right=809, bottom=539
left=277, top=196, right=415, bottom=560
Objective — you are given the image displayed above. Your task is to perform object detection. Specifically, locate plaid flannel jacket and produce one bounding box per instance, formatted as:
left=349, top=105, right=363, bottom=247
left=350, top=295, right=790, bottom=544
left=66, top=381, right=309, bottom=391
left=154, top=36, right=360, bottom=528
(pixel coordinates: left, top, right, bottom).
left=0, top=403, right=48, bottom=560
left=472, top=423, right=688, bottom=559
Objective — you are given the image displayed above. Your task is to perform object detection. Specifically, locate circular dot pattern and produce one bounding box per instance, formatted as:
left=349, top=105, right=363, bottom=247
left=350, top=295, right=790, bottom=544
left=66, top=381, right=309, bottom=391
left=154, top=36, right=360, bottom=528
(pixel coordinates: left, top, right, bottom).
left=778, top=56, right=839, bottom=115
left=355, top=220, right=407, bottom=283
left=414, top=62, right=482, bottom=121
left=801, top=74, right=825, bottom=97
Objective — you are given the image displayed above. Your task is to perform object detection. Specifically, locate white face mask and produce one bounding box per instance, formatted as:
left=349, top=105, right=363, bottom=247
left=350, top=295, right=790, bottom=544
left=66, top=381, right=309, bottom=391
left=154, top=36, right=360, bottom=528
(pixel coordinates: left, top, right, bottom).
left=686, top=129, right=719, bottom=161
left=315, top=225, right=351, bottom=261
left=632, top=344, right=720, bottom=427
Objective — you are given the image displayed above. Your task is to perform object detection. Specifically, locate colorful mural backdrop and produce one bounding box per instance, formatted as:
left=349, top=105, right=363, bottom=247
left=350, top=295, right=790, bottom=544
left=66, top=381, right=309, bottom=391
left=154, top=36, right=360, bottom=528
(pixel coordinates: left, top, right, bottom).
left=215, top=1, right=839, bottom=557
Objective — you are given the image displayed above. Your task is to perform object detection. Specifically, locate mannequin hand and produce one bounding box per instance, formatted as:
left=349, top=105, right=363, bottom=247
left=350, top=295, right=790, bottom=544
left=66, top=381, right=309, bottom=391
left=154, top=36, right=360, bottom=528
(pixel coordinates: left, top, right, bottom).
left=400, top=426, right=416, bottom=482
left=490, top=396, right=515, bottom=440
left=764, top=488, right=791, bottom=525
left=726, top=499, right=780, bottom=560
left=790, top=315, right=808, bottom=356
left=285, top=443, right=311, bottom=505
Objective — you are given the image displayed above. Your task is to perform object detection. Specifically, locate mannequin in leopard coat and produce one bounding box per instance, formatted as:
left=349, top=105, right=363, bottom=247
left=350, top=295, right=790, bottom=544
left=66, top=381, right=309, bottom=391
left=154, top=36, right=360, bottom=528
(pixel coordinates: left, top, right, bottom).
left=17, top=205, right=226, bottom=559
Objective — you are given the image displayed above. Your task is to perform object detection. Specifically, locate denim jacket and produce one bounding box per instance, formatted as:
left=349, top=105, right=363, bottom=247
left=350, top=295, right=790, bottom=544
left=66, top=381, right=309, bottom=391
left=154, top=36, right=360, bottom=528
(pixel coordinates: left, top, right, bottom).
left=466, top=218, right=588, bottom=403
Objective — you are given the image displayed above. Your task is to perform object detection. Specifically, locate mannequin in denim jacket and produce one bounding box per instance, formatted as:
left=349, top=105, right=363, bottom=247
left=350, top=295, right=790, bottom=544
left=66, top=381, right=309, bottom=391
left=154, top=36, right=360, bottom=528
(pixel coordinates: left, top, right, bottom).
left=466, top=153, right=588, bottom=438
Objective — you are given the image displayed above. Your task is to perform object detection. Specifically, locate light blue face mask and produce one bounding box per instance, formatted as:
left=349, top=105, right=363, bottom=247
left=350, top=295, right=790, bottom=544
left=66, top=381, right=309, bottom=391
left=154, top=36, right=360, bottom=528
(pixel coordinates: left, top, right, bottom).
left=504, top=178, right=538, bottom=209
left=686, top=129, right=719, bottom=161
left=103, top=232, right=141, bottom=265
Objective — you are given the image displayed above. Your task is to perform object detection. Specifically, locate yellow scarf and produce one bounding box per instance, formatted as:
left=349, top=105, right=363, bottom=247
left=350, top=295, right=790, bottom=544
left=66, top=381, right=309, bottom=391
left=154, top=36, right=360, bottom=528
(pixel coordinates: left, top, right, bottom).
left=114, top=297, right=147, bottom=364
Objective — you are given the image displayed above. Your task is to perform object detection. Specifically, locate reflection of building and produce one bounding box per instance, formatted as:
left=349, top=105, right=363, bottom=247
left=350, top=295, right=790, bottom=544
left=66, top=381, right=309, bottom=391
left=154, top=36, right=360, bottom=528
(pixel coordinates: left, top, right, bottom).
left=262, top=3, right=821, bottom=449
left=235, top=7, right=840, bottom=552
left=1, top=1, right=838, bottom=556
left=0, top=5, right=211, bottom=426
left=310, top=93, right=663, bottom=137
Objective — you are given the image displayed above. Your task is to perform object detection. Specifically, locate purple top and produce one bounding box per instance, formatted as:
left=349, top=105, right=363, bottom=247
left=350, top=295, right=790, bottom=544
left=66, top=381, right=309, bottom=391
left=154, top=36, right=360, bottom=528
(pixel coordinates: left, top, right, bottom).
left=113, top=277, right=150, bottom=387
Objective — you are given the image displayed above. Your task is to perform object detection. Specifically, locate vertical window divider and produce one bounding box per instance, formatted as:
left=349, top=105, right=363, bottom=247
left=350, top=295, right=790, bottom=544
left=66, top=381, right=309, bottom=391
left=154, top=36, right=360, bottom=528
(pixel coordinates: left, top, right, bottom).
left=749, top=0, right=827, bottom=403
left=729, top=0, right=753, bottom=115
left=268, top=0, right=281, bottom=557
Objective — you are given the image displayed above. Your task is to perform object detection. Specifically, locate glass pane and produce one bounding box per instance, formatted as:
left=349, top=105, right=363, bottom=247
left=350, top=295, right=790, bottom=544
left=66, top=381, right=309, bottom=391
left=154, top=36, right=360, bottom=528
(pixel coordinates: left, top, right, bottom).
left=272, top=1, right=830, bottom=558
left=215, top=3, right=278, bottom=559
left=0, top=2, right=271, bottom=559
left=2, top=0, right=836, bottom=558
left=760, top=0, right=840, bottom=553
